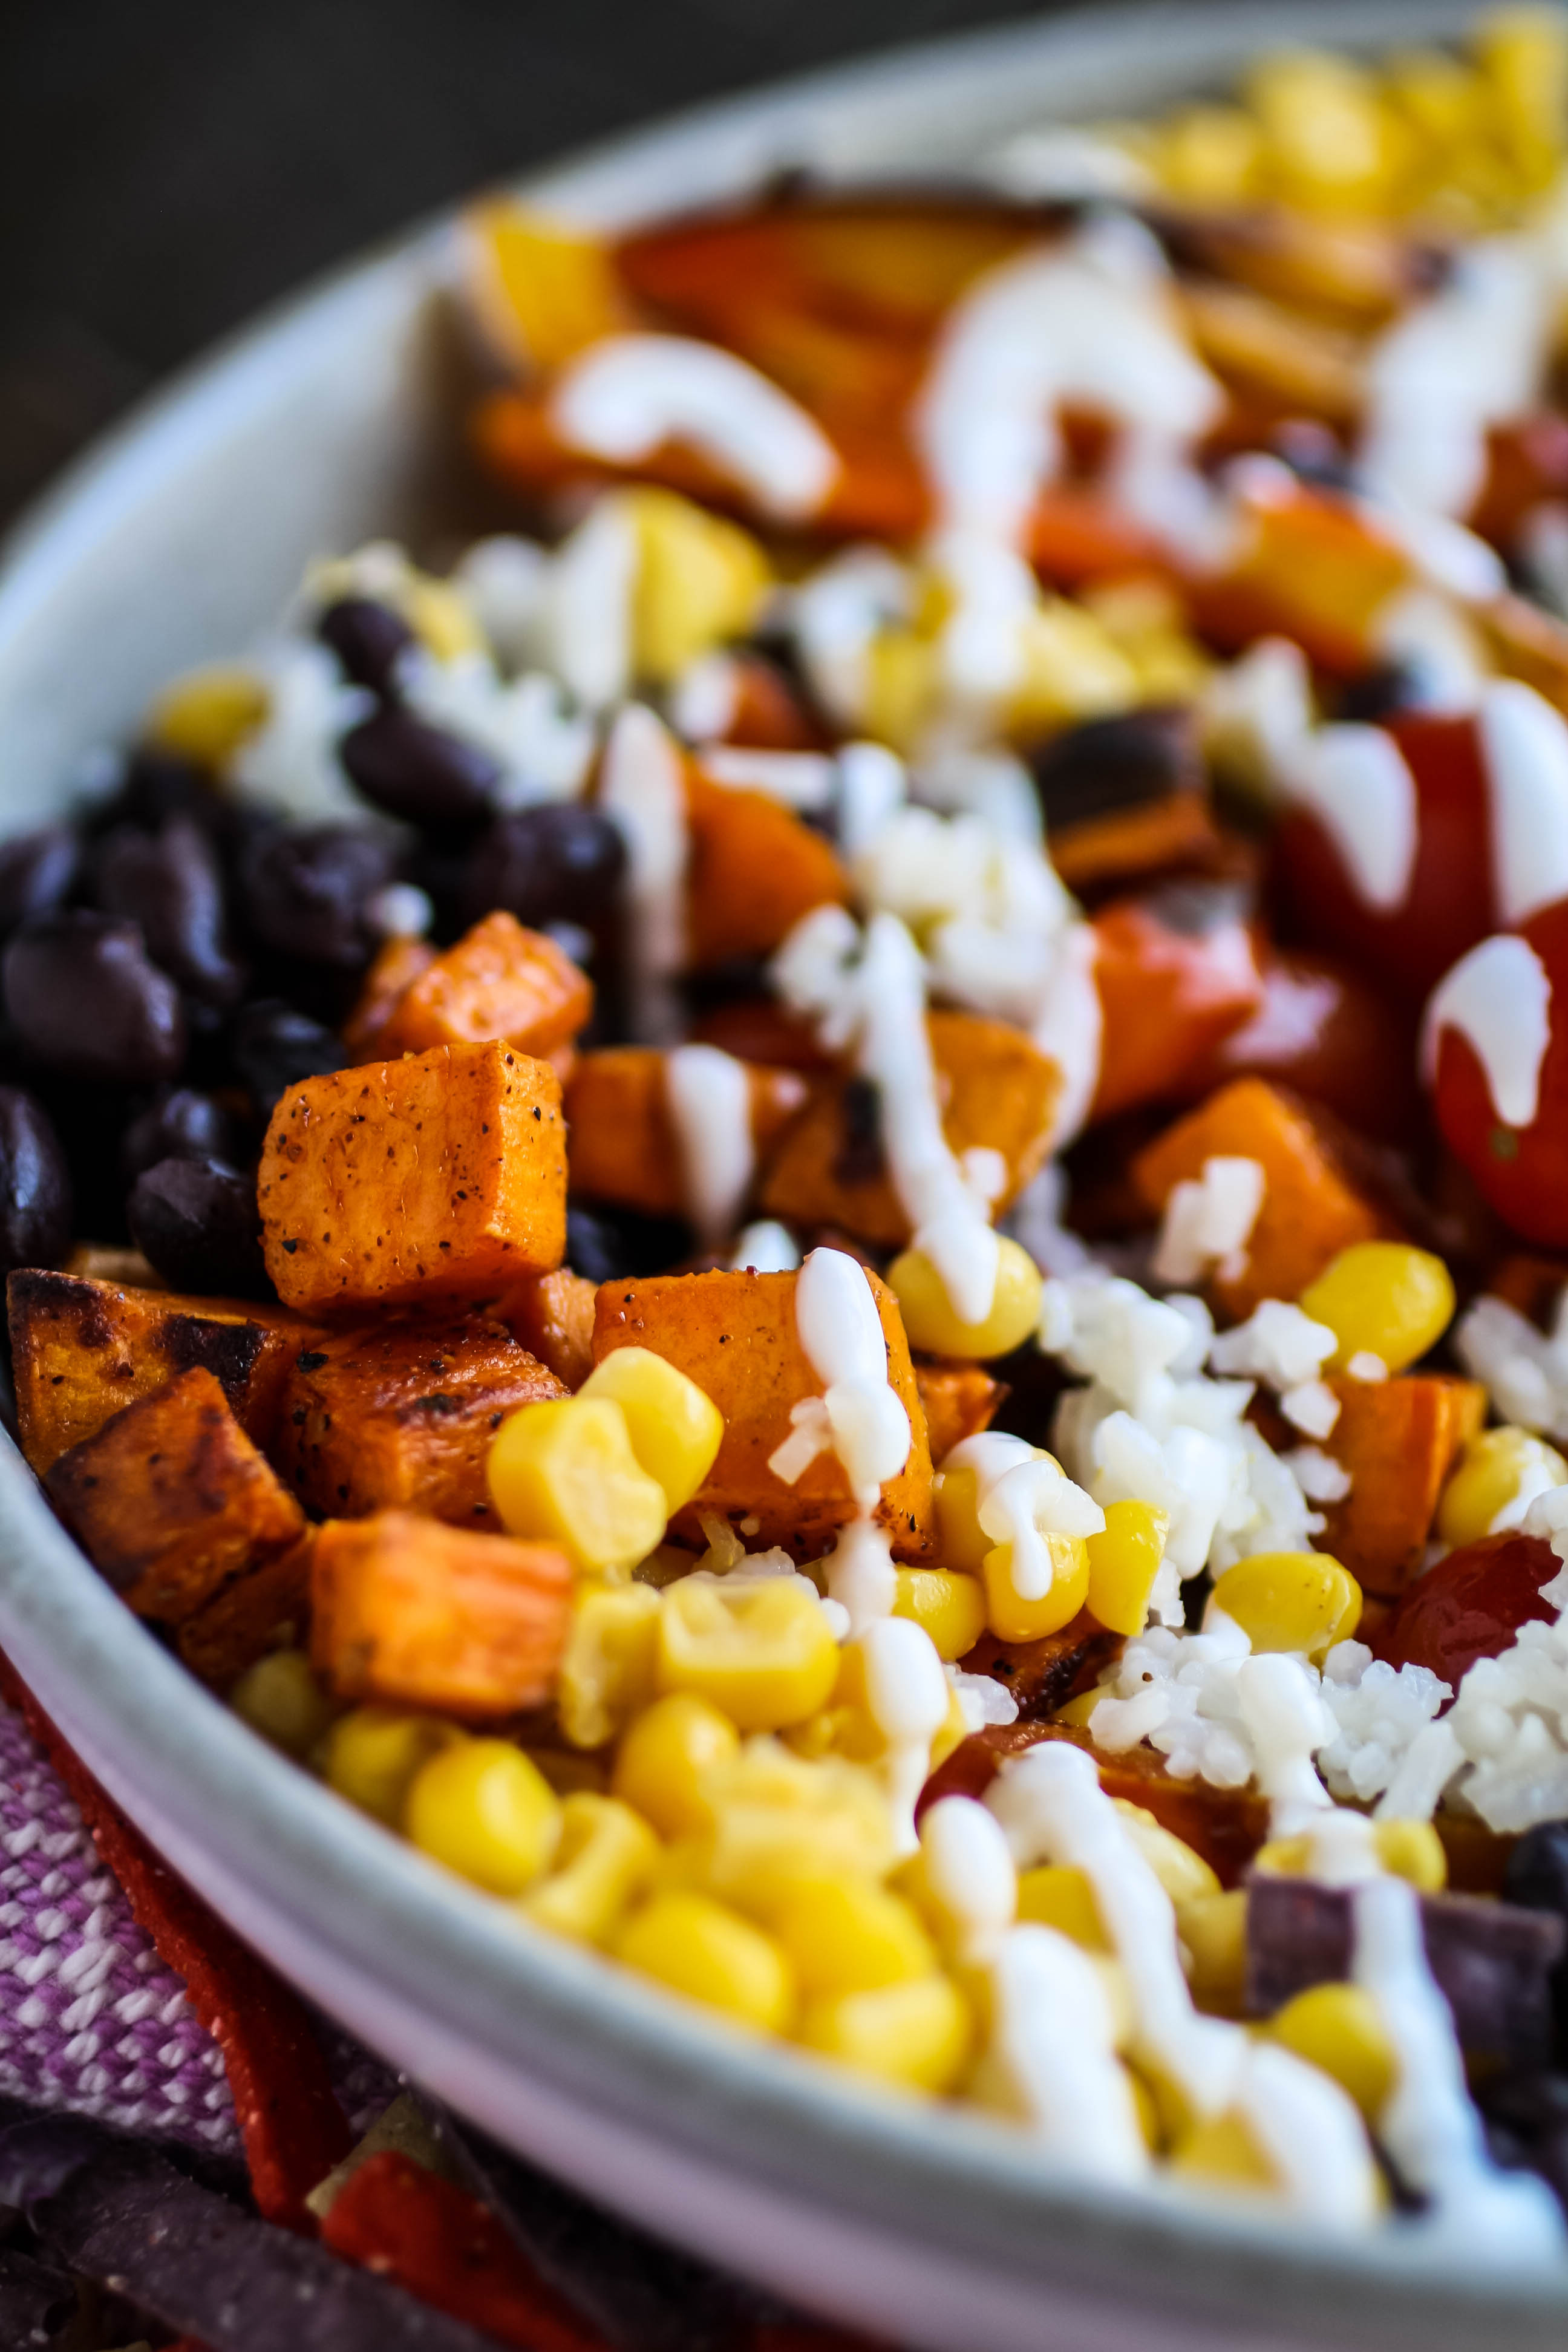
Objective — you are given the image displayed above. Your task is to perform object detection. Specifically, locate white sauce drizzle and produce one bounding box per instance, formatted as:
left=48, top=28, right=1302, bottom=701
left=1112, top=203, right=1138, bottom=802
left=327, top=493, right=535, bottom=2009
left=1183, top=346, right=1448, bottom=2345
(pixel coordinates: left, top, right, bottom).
left=552, top=333, right=840, bottom=520
left=598, top=703, right=688, bottom=1045
left=1279, top=725, right=1419, bottom=912
left=1421, top=932, right=1553, bottom=1129
left=918, top=1793, right=1018, bottom=1964
left=980, top=1926, right=1150, bottom=2177
left=860, top=1614, right=952, bottom=1855
left=664, top=1044, right=755, bottom=1249
left=1030, top=921, right=1103, bottom=1150
left=668, top=650, right=740, bottom=743
left=728, top=1219, right=800, bottom=1274
left=942, top=1431, right=1103, bottom=1606
left=1478, top=679, right=1568, bottom=925
left=546, top=497, right=637, bottom=711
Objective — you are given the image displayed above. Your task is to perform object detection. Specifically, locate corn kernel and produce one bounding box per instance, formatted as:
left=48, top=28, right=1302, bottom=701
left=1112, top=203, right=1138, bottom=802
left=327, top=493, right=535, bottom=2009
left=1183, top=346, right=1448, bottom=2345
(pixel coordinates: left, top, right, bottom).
left=1437, top=1425, right=1568, bottom=1549
left=229, top=1648, right=336, bottom=1760
left=892, top=1567, right=987, bottom=1662
left=1009, top=600, right=1140, bottom=735
left=1111, top=1801, right=1220, bottom=1907
left=1253, top=1817, right=1446, bottom=1893
left=1016, top=1863, right=1109, bottom=1949
left=558, top=1582, right=662, bottom=1750
left=1048, top=1686, right=1103, bottom=1728
left=612, top=1692, right=739, bottom=1839
left=403, top=575, right=486, bottom=665
left=579, top=1347, right=724, bottom=1515
left=1298, top=1242, right=1455, bottom=1375
left=797, top=1974, right=972, bottom=2094
left=627, top=488, right=771, bottom=683
left=145, top=664, right=269, bottom=771
left=768, top=1876, right=937, bottom=1995
left=488, top=1396, right=669, bottom=1576
left=1246, top=51, right=1400, bottom=212
left=324, top=1706, right=463, bottom=1826
left=693, top=1743, right=895, bottom=1912
left=656, top=1577, right=840, bottom=1732
left=929, top=1682, right=971, bottom=1775
left=1475, top=7, right=1568, bottom=184
left=615, top=1890, right=795, bottom=2032
left=1085, top=1500, right=1169, bottom=1638
left=980, top=1535, right=1089, bottom=1644
left=863, top=627, right=940, bottom=754
left=888, top=1237, right=1043, bottom=1361
left=1209, top=1551, right=1362, bottom=1661
left=405, top=1738, right=562, bottom=1896
left=1177, top=1889, right=1248, bottom=2016
left=523, top=1792, right=659, bottom=1944
left=468, top=204, right=626, bottom=372
left=1154, top=104, right=1264, bottom=203
left=1263, top=1981, right=1397, bottom=2121
left=935, top=1445, right=1063, bottom=1575
left=1170, top=2108, right=1277, bottom=2192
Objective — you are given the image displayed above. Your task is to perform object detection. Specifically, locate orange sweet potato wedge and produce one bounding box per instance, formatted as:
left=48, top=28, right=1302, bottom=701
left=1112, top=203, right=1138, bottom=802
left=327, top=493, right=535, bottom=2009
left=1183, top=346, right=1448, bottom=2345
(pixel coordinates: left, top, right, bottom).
left=8, top=1269, right=323, bottom=1472
left=1314, top=1372, right=1486, bottom=1600
left=684, top=770, right=849, bottom=972
left=564, top=1047, right=808, bottom=1220
left=593, top=1265, right=934, bottom=1558
left=375, top=913, right=592, bottom=1061
left=915, top=1361, right=1005, bottom=1465
left=176, top=1532, right=315, bottom=1689
left=258, top=1042, right=566, bottom=1316
left=47, top=1367, right=307, bottom=1629
left=271, top=1317, right=566, bottom=1529
left=1131, top=1077, right=1391, bottom=1319
left=492, top=1268, right=598, bottom=1390
left=310, top=1511, right=573, bottom=1719
left=342, top=935, right=439, bottom=1058
left=758, top=1011, right=1058, bottom=1247
left=957, top=1610, right=1119, bottom=1719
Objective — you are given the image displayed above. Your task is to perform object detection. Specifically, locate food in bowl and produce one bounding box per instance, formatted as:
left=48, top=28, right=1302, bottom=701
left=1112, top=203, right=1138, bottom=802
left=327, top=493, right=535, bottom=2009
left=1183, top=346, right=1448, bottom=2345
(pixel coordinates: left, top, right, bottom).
left=10, top=1, right=1568, bottom=2249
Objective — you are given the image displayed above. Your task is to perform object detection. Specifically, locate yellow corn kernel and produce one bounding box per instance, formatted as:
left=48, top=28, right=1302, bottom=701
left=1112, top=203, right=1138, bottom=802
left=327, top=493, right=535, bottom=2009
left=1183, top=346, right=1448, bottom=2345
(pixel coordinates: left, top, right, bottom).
left=694, top=1743, right=895, bottom=1911
left=324, top=1706, right=463, bottom=1826
left=768, top=1876, right=937, bottom=1996
left=144, top=664, right=269, bottom=771
left=1111, top=1801, right=1220, bottom=1907
left=1246, top=51, right=1400, bottom=212
left=1263, top=1981, right=1397, bottom=2122
left=578, top=1347, right=724, bottom=1515
left=1298, top=1241, right=1455, bottom=1375
left=1048, top=1686, right=1104, bottom=1729
left=797, top=1974, right=972, bottom=2094
left=929, top=1682, right=970, bottom=1775
left=1170, top=2107, right=1277, bottom=2192
left=405, top=1739, right=563, bottom=1897
left=487, top=1396, right=669, bottom=1576
left=1085, top=1500, right=1169, bottom=1638
left=627, top=489, right=771, bottom=684
left=1177, top=1889, right=1249, bottom=2017
left=1253, top=1817, right=1446, bottom=1893
left=980, top=1535, right=1089, bottom=1644
left=1385, top=48, right=1486, bottom=150
left=861, top=627, right=939, bottom=755
left=229, top=1647, right=336, bottom=1760
left=403, top=575, right=486, bottom=665
left=1153, top=104, right=1264, bottom=203
left=892, top=1567, right=987, bottom=1663
left=1209, top=1552, right=1362, bottom=1662
left=935, top=1445, right=1065, bottom=1575
left=558, top=1582, right=662, bottom=1750
left=523, top=1792, right=660, bottom=1944
left=656, top=1578, right=839, bottom=1733
left=1015, top=1863, right=1109, bottom=1950
left=1008, top=599, right=1139, bottom=735
left=466, top=204, right=627, bottom=371
left=1475, top=7, right=1568, bottom=184
left=1437, top=1425, right=1568, bottom=1549
left=611, top=1692, right=739, bottom=1840
left=615, top=1890, right=795, bottom=2032
left=888, top=1237, right=1043, bottom=1362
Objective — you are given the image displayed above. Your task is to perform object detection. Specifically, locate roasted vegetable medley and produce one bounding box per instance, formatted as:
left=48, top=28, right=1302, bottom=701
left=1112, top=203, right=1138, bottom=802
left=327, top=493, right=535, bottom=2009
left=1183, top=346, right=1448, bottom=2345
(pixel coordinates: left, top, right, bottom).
left=19, top=2, right=1568, bottom=2251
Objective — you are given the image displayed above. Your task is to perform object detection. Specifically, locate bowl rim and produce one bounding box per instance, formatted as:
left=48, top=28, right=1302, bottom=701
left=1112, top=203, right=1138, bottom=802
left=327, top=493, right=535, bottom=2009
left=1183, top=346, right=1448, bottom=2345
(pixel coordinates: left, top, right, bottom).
left=1, top=0, right=1564, bottom=2337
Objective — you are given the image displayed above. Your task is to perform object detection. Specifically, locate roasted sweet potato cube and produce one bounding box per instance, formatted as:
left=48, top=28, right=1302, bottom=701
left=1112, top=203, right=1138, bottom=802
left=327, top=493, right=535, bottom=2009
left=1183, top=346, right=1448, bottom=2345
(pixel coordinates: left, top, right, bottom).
left=176, top=1532, right=314, bottom=1688
left=493, top=1269, right=597, bottom=1390
left=1089, top=893, right=1264, bottom=1124
left=310, top=1511, right=572, bottom=1718
left=271, top=1317, right=566, bottom=1528
left=1487, top=1254, right=1568, bottom=1326
left=684, top=771, right=848, bottom=972
left=342, top=935, right=437, bottom=1057
left=258, top=1041, right=566, bottom=1315
left=1131, top=1077, right=1390, bottom=1319
left=376, top=912, right=592, bottom=1060
left=564, top=1047, right=807, bottom=1220
left=957, top=1609, right=1117, bottom=1719
left=915, top=1361, right=1005, bottom=1465
left=8, top=1269, right=321, bottom=1474
left=757, top=1012, right=1058, bottom=1248
left=47, top=1368, right=307, bottom=1627
left=1315, top=1372, right=1487, bottom=1600
left=592, top=1266, right=934, bottom=1558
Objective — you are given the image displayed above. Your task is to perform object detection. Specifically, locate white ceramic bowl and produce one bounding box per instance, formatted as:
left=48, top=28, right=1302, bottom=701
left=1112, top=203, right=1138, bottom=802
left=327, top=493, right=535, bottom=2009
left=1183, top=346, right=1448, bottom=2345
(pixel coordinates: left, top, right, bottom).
left=3, top=5, right=1565, bottom=2345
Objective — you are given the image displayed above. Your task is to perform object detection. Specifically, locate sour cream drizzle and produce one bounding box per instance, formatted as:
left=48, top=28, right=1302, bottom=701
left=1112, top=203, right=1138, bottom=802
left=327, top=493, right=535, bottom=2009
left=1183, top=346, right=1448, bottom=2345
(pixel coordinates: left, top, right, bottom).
left=1478, top=679, right=1568, bottom=925
left=1279, top=725, right=1419, bottom=912
left=552, top=333, right=841, bottom=520
left=598, top=704, right=688, bottom=1044
left=942, top=1431, right=1103, bottom=1605
left=664, top=1043, right=755, bottom=1249
left=860, top=1614, right=952, bottom=1854
left=1422, top=931, right=1553, bottom=1129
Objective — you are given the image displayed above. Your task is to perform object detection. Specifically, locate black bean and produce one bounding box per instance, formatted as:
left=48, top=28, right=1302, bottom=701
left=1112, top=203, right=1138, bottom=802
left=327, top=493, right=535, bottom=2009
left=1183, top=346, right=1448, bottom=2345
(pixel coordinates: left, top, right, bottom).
left=0, top=1088, right=72, bottom=1275
left=832, top=1076, right=885, bottom=1186
left=340, top=708, right=499, bottom=828
left=566, top=1203, right=691, bottom=1284
left=3, top=913, right=185, bottom=1083
left=121, top=1088, right=241, bottom=1183
left=464, top=805, right=627, bottom=930
left=93, top=818, right=243, bottom=1005
left=1506, top=1820, right=1568, bottom=2039
left=229, top=999, right=345, bottom=1115
left=317, top=596, right=416, bottom=697
left=1028, top=706, right=1201, bottom=828
left=239, top=825, right=394, bottom=967
left=1336, top=662, right=1425, bottom=724
left=0, top=828, right=80, bottom=940
left=127, top=1157, right=269, bottom=1298
left=88, top=748, right=224, bottom=838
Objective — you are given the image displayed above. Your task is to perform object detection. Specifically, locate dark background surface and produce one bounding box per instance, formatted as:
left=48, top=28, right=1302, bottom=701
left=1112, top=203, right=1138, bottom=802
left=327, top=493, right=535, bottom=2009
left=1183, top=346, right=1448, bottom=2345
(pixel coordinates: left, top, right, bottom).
left=0, top=0, right=1048, bottom=533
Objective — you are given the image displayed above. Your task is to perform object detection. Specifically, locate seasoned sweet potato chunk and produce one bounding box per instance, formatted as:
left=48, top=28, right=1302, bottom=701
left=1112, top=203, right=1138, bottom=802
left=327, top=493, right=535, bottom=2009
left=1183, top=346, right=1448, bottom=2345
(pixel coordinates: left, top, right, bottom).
left=310, top=1510, right=572, bottom=1719
left=342, top=935, right=437, bottom=1057
left=493, top=1269, right=597, bottom=1390
left=684, top=771, right=848, bottom=971
left=1131, top=1077, right=1391, bottom=1319
left=8, top=1269, right=321, bottom=1473
left=272, top=1317, right=566, bottom=1528
left=564, top=1048, right=807, bottom=1220
left=258, top=1041, right=566, bottom=1315
left=915, top=1361, right=1005, bottom=1465
left=47, top=1368, right=307, bottom=1628
left=592, top=1265, right=934, bottom=1557
left=375, top=912, right=592, bottom=1060
left=176, top=1532, right=314, bottom=1688
left=1315, top=1372, right=1486, bottom=1600
left=757, top=1012, right=1058, bottom=1247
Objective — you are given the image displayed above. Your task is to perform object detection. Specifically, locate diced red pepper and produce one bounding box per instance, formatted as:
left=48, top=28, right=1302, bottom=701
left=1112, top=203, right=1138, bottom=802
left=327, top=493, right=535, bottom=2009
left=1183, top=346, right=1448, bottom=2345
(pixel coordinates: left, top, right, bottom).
left=1375, top=1530, right=1561, bottom=1688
